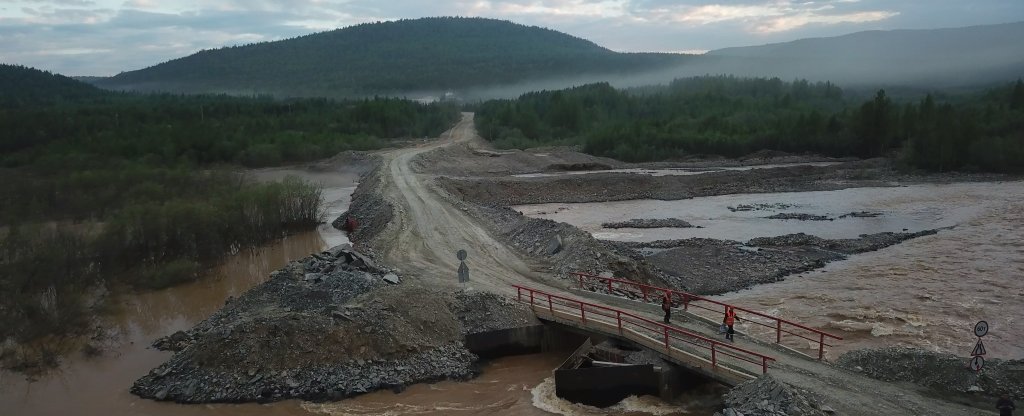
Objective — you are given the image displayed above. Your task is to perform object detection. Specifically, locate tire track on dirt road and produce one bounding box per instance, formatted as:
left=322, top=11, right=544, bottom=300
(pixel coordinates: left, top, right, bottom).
left=375, top=113, right=557, bottom=295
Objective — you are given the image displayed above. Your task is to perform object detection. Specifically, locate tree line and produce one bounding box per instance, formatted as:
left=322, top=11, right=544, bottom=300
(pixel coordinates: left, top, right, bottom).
left=475, top=76, right=1024, bottom=172
left=0, top=64, right=460, bottom=365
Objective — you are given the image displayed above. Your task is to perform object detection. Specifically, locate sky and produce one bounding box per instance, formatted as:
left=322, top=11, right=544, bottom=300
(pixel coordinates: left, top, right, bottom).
left=1, top=0, right=1022, bottom=76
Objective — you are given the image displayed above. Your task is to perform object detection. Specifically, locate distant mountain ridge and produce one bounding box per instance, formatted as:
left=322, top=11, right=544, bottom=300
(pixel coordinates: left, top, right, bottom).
left=698, top=21, right=1024, bottom=87
left=0, top=64, right=104, bottom=106
left=88, top=18, right=1024, bottom=98
left=94, top=17, right=689, bottom=98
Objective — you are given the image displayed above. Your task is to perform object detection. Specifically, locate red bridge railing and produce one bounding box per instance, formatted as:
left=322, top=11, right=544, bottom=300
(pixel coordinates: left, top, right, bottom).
left=570, top=272, right=842, bottom=360
left=514, top=285, right=774, bottom=375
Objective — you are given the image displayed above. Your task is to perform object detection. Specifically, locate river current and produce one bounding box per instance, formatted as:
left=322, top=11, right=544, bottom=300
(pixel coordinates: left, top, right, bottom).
left=0, top=170, right=690, bottom=416
left=516, top=181, right=1024, bottom=360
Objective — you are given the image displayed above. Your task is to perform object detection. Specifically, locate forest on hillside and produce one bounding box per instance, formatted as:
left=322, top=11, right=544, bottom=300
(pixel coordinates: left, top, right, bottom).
left=0, top=65, right=459, bottom=363
left=96, top=17, right=689, bottom=97
left=475, top=76, right=1024, bottom=172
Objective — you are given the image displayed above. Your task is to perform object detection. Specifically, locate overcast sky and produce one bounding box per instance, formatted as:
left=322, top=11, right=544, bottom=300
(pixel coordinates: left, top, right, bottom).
left=1, top=0, right=1022, bottom=76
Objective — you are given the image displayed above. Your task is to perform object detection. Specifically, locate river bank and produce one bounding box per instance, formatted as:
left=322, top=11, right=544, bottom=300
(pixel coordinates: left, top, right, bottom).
left=0, top=158, right=367, bottom=415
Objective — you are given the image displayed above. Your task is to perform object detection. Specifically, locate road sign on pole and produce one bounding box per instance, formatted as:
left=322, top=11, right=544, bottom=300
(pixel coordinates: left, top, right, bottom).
left=970, top=356, right=985, bottom=372
left=974, top=321, right=989, bottom=337
left=456, top=249, right=469, bottom=284
left=971, top=340, right=987, bottom=357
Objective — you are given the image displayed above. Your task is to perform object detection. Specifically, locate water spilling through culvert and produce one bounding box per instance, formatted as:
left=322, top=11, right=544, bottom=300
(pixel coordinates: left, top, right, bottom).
left=516, top=181, right=1024, bottom=360
left=302, top=353, right=719, bottom=416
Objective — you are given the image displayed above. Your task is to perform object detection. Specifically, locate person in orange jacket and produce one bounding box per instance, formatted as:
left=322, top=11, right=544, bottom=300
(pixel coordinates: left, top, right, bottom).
left=724, top=307, right=740, bottom=341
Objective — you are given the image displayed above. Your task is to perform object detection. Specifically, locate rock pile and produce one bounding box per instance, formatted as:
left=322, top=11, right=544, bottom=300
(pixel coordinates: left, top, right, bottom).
left=715, top=375, right=830, bottom=416
left=602, top=218, right=700, bottom=229
left=837, top=347, right=1024, bottom=400
left=765, top=213, right=833, bottom=221
left=467, top=203, right=667, bottom=285
left=132, top=244, right=536, bottom=404
left=839, top=211, right=883, bottom=218
left=618, top=230, right=939, bottom=294
left=748, top=230, right=939, bottom=254
left=729, top=203, right=797, bottom=212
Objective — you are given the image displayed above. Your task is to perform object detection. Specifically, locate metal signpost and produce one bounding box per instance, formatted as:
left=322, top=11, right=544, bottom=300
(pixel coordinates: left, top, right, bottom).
left=970, top=320, right=988, bottom=372
left=457, top=249, right=469, bottom=284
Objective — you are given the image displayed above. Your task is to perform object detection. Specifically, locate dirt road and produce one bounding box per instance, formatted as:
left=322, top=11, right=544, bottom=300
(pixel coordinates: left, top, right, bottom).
left=367, top=113, right=993, bottom=416
left=373, top=113, right=555, bottom=294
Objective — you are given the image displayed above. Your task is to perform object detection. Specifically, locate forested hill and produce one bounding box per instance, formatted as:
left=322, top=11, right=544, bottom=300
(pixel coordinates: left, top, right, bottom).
left=93, top=17, right=689, bottom=98
left=0, top=64, right=105, bottom=105
left=695, top=21, right=1024, bottom=87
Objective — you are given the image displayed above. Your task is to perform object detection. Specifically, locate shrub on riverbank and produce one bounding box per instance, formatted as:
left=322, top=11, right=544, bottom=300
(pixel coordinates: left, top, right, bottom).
left=0, top=171, right=323, bottom=361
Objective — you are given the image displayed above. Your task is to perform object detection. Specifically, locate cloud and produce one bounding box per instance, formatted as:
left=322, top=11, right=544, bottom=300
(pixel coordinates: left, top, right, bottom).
left=635, top=1, right=897, bottom=34
left=0, top=0, right=1019, bottom=76
left=755, top=10, right=898, bottom=34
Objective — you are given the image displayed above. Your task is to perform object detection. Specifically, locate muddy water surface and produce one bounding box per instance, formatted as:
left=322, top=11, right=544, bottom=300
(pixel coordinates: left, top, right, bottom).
left=305, top=353, right=715, bottom=416
left=518, top=181, right=1024, bottom=360
left=0, top=231, right=326, bottom=416
left=0, top=167, right=702, bottom=416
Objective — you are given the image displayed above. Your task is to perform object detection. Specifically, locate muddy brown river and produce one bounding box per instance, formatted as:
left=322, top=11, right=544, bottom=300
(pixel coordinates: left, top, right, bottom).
left=0, top=171, right=694, bottom=416
left=518, top=181, right=1024, bottom=360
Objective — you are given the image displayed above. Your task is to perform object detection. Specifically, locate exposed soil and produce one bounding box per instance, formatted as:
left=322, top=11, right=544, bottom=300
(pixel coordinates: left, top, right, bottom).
left=837, top=347, right=1024, bottom=406
left=610, top=230, right=938, bottom=295
left=131, top=244, right=536, bottom=403
left=602, top=218, right=700, bottom=229
left=131, top=113, right=1012, bottom=415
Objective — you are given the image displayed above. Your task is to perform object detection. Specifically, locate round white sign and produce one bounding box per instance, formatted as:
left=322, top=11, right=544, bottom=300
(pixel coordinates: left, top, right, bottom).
left=974, top=321, right=989, bottom=338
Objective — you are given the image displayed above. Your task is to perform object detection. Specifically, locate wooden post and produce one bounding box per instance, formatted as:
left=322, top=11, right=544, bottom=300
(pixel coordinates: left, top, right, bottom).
left=776, top=320, right=782, bottom=343
left=818, top=333, right=826, bottom=360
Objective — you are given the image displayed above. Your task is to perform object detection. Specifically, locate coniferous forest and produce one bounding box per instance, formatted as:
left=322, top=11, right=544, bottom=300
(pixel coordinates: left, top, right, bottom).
left=476, top=76, right=1024, bottom=172
left=0, top=64, right=459, bottom=355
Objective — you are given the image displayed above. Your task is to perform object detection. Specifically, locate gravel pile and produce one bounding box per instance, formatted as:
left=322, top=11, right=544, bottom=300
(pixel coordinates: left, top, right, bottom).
left=765, top=213, right=833, bottom=221
left=839, top=211, right=883, bottom=218
left=749, top=230, right=939, bottom=254
left=729, top=203, right=797, bottom=212
left=837, top=347, right=1024, bottom=399
left=715, top=375, right=830, bottom=416
left=331, top=161, right=393, bottom=256
left=545, top=162, right=613, bottom=171
left=615, top=230, right=938, bottom=294
left=602, top=218, right=699, bottom=229
left=465, top=202, right=667, bottom=284
left=133, top=244, right=537, bottom=404
left=439, top=162, right=886, bottom=206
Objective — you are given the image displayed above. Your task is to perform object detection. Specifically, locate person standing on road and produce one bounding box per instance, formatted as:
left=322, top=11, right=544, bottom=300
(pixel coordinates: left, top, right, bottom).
left=662, top=293, right=672, bottom=324
left=997, top=394, right=1016, bottom=416
left=724, top=307, right=740, bottom=341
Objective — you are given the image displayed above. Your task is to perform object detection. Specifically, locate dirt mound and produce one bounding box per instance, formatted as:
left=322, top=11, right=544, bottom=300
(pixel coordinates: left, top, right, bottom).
left=544, top=162, right=613, bottom=171
left=467, top=203, right=666, bottom=285
left=132, top=245, right=537, bottom=404
left=622, top=231, right=939, bottom=294
left=602, top=218, right=699, bottom=229
left=716, top=375, right=830, bottom=416
left=332, top=161, right=393, bottom=255
left=749, top=230, right=939, bottom=254
left=838, top=347, right=1024, bottom=400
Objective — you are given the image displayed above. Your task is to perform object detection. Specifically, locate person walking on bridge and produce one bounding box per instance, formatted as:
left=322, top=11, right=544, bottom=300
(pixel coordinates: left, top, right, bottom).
left=998, top=394, right=1016, bottom=416
left=723, top=307, right=740, bottom=342
left=661, top=293, right=672, bottom=324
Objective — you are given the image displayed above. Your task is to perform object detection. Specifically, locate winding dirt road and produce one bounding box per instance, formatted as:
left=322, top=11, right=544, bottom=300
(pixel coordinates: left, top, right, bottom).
left=374, top=113, right=553, bottom=294
left=368, top=113, right=994, bottom=416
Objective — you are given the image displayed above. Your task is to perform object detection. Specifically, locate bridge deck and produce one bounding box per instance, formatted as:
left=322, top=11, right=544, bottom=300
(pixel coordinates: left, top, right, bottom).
left=514, top=286, right=773, bottom=387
